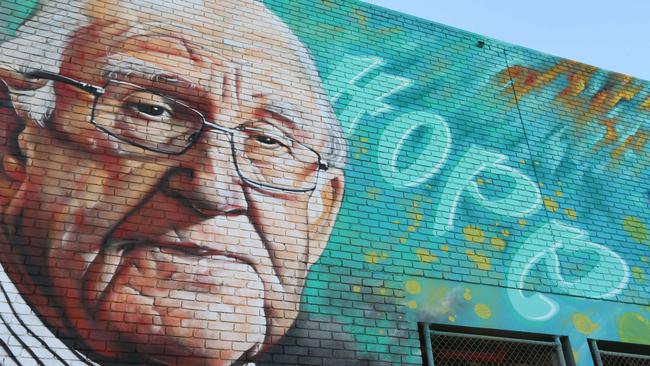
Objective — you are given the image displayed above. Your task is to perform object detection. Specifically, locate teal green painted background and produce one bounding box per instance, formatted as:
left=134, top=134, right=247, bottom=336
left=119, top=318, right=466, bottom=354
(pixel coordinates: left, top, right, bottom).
left=5, top=0, right=650, bottom=364
left=263, top=1, right=650, bottom=364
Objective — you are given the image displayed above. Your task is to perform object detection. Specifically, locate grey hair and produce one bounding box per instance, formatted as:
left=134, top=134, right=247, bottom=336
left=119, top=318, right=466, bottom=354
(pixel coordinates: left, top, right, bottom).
left=0, top=0, right=347, bottom=169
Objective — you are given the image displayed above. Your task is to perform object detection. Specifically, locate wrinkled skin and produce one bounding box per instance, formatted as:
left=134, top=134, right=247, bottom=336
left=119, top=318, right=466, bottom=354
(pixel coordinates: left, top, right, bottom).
left=0, top=0, right=344, bottom=365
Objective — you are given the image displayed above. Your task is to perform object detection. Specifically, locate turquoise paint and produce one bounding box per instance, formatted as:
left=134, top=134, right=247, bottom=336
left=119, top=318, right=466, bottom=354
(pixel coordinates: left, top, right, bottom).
left=261, top=0, right=650, bottom=362
left=406, top=278, right=650, bottom=365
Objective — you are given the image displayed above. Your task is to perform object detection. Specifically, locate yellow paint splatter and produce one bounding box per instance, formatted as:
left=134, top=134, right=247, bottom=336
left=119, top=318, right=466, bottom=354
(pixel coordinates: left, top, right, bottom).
left=463, top=225, right=485, bottom=243
left=361, top=148, right=368, bottom=154
left=448, top=315, right=456, bottom=322
left=555, top=190, right=564, bottom=197
left=405, top=280, right=422, bottom=295
left=623, top=216, right=649, bottom=244
left=408, top=226, right=416, bottom=232
left=359, top=137, right=369, bottom=143
left=441, top=245, right=449, bottom=252
left=463, top=288, right=472, bottom=301
left=352, top=286, right=361, bottom=293
left=476, top=178, right=484, bottom=185
left=643, top=256, right=648, bottom=262
left=365, top=251, right=388, bottom=264
left=466, top=250, right=491, bottom=270
left=518, top=219, right=527, bottom=228
left=565, top=208, right=577, bottom=220
left=501, top=229, right=510, bottom=237
left=379, top=288, right=387, bottom=295
left=399, top=237, right=407, bottom=244
left=632, top=267, right=645, bottom=281
left=491, top=237, right=506, bottom=251
left=571, top=313, right=600, bottom=335
left=407, top=300, right=417, bottom=309
left=475, top=304, right=492, bottom=319
left=519, top=159, right=526, bottom=164
left=573, top=349, right=579, bottom=363
left=543, top=196, right=559, bottom=213
left=618, top=313, right=650, bottom=344
left=416, top=248, right=437, bottom=263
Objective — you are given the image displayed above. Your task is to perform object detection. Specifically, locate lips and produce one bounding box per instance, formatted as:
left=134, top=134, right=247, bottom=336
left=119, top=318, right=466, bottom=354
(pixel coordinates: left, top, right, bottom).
left=80, top=233, right=267, bottom=361
left=82, top=235, right=258, bottom=311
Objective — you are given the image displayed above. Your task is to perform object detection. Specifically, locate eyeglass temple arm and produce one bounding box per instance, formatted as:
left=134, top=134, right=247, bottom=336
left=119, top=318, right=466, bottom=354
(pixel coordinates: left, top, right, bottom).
left=24, top=70, right=105, bottom=96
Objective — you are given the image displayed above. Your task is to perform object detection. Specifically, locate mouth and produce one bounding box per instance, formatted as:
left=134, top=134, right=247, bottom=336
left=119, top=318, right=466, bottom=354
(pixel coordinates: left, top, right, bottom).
left=78, top=232, right=268, bottom=362
left=81, top=233, right=258, bottom=312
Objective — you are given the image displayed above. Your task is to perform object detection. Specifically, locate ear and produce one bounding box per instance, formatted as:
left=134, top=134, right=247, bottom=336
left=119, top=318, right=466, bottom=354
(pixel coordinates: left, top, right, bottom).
left=307, top=166, right=344, bottom=268
left=0, top=79, right=26, bottom=206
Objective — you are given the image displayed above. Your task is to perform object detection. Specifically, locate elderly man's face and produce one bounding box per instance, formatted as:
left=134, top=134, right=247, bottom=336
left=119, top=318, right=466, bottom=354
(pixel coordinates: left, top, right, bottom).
left=2, top=1, right=343, bottom=365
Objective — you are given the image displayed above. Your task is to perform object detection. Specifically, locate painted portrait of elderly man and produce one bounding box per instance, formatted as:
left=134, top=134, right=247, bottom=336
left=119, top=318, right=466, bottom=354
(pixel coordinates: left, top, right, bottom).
left=0, top=0, right=346, bottom=364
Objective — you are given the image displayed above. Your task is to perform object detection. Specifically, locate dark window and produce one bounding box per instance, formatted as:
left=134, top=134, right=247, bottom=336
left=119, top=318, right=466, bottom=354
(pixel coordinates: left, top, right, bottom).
left=420, top=323, right=570, bottom=366
left=590, top=339, right=650, bottom=366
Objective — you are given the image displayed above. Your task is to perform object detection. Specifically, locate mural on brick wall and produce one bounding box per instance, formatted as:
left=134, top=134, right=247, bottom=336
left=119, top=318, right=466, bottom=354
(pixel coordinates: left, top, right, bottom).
left=2, top=0, right=650, bottom=365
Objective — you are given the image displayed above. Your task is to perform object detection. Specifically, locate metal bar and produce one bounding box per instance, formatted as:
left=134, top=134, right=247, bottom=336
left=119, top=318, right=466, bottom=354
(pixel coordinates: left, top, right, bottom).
left=554, top=336, right=567, bottom=366
left=431, top=330, right=558, bottom=346
left=423, top=324, right=434, bottom=366
left=600, top=350, right=650, bottom=360
left=590, top=340, right=604, bottom=366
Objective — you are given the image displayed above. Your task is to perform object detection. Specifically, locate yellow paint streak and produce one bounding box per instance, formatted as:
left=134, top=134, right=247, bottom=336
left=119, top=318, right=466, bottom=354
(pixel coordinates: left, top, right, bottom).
left=571, top=313, right=600, bottom=335
left=555, top=190, right=564, bottom=197
left=407, top=300, right=417, bottom=309
left=475, top=304, right=492, bottom=319
left=416, top=248, right=437, bottom=263
left=476, top=178, right=484, bottom=185
left=352, top=286, right=361, bottom=293
left=466, top=250, right=491, bottom=270
left=365, top=251, right=388, bottom=264
left=543, top=196, right=559, bottom=213
left=501, top=229, right=510, bottom=237
left=623, top=216, right=649, bottom=244
left=491, top=237, right=506, bottom=251
left=618, top=313, right=650, bottom=344
left=463, top=225, right=485, bottom=243
left=448, top=315, right=456, bottom=322
left=405, top=280, right=421, bottom=295
left=518, top=219, right=527, bottom=228
left=463, top=289, right=472, bottom=301
left=440, top=245, right=449, bottom=252
left=632, top=267, right=645, bottom=282
left=565, top=208, right=577, bottom=220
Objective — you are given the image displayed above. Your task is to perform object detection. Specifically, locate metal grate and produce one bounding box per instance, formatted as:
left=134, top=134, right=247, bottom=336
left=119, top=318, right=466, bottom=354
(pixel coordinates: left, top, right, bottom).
left=591, top=340, right=650, bottom=366
left=421, top=325, right=567, bottom=366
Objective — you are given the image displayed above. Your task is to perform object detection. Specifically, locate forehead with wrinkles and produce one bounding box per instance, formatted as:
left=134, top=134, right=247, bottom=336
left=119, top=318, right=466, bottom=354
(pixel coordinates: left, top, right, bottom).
left=72, top=0, right=326, bottom=126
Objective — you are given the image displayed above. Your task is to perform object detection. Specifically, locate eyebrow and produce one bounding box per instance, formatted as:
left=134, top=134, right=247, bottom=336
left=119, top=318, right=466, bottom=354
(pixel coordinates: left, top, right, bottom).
left=104, top=55, right=303, bottom=130
left=102, top=55, right=201, bottom=91
left=261, top=98, right=300, bottom=130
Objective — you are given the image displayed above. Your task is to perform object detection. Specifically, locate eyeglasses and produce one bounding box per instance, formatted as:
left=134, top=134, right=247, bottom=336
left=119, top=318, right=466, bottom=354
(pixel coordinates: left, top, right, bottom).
left=25, top=70, right=329, bottom=193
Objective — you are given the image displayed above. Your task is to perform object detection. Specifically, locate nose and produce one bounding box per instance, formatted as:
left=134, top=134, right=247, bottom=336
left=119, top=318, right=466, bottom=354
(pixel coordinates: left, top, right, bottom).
left=163, top=131, right=247, bottom=216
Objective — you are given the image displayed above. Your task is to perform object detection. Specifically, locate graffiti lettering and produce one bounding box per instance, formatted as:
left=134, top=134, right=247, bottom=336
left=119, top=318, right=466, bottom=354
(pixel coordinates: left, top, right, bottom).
left=507, top=220, right=630, bottom=321
left=430, top=145, right=542, bottom=236
left=377, top=111, right=451, bottom=188
left=326, top=55, right=412, bottom=138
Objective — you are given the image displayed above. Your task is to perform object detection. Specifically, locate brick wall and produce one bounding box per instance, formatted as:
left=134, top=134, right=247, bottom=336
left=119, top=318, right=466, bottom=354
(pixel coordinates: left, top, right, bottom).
left=0, top=0, right=648, bottom=365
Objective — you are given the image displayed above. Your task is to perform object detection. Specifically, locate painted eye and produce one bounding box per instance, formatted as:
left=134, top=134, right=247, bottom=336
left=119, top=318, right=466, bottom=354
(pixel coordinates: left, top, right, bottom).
left=132, top=103, right=168, bottom=117
left=255, top=135, right=281, bottom=145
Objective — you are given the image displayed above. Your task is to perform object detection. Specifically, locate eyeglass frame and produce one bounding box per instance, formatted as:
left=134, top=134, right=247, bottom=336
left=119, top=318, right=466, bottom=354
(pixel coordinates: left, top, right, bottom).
left=24, top=70, right=330, bottom=193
